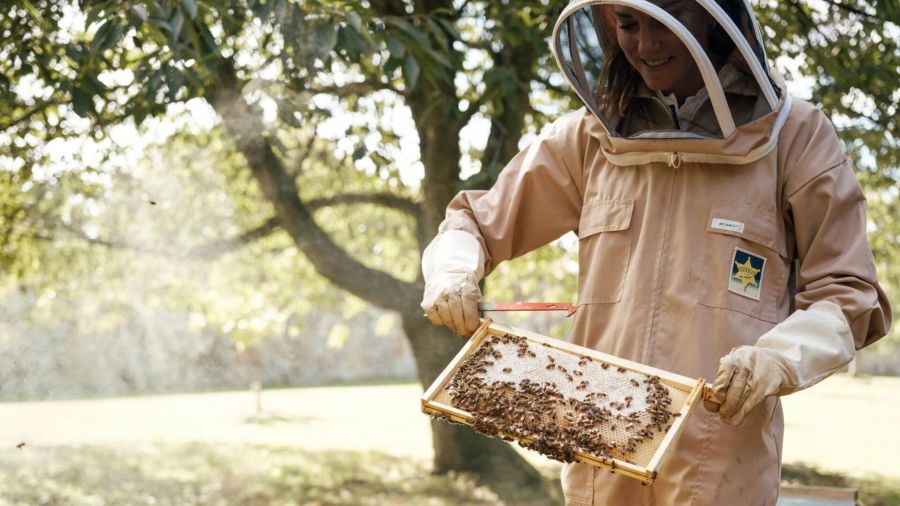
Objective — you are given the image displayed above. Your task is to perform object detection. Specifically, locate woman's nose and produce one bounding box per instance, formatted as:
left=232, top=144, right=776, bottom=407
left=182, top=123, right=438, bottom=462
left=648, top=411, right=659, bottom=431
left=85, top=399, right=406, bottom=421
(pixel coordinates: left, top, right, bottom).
left=637, top=20, right=667, bottom=53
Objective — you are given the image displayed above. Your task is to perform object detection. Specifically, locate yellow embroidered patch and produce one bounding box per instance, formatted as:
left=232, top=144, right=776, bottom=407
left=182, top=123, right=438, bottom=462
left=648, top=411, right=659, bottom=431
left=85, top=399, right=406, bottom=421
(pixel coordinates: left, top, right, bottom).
left=728, top=248, right=765, bottom=300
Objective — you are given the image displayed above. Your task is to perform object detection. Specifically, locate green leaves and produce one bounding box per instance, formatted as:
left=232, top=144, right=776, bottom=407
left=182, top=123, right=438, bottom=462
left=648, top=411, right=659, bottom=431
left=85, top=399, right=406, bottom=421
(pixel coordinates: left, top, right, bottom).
left=401, top=55, right=420, bottom=90
left=380, top=14, right=459, bottom=90
left=90, top=20, right=122, bottom=53
left=314, top=22, right=339, bottom=55
left=383, top=17, right=430, bottom=47
left=385, top=35, right=405, bottom=59
left=182, top=0, right=198, bottom=20
left=129, top=4, right=148, bottom=24
left=71, top=87, right=94, bottom=117
left=338, top=23, right=370, bottom=62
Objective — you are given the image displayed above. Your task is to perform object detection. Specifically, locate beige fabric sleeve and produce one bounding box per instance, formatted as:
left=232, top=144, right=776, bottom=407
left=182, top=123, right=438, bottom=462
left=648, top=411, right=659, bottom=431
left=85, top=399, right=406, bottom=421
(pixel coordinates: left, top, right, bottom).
left=782, top=106, right=892, bottom=349
left=438, top=111, right=588, bottom=276
left=755, top=300, right=855, bottom=394
left=422, top=230, right=486, bottom=281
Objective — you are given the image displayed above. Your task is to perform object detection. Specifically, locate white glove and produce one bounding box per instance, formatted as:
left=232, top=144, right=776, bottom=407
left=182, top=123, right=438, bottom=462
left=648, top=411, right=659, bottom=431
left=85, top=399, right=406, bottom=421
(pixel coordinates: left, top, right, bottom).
left=704, top=300, right=855, bottom=426
left=420, top=230, right=486, bottom=337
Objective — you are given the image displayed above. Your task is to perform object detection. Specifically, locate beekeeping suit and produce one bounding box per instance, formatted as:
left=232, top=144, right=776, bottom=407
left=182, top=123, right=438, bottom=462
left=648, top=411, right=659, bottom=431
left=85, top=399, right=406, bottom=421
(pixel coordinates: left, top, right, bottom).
left=420, top=0, right=892, bottom=504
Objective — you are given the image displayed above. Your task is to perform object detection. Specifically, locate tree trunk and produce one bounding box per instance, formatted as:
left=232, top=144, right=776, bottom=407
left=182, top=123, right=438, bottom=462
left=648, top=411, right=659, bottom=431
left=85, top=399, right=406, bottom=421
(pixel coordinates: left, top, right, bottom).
left=251, top=349, right=263, bottom=414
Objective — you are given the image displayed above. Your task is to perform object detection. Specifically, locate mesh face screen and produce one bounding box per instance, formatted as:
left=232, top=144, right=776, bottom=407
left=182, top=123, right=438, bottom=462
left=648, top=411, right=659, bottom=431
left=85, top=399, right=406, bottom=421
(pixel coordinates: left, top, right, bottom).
left=431, top=332, right=690, bottom=467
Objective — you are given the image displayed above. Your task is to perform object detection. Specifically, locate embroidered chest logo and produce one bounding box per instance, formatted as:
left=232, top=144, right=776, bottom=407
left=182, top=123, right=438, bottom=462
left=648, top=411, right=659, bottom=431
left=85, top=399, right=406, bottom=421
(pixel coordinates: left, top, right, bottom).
left=729, top=248, right=766, bottom=300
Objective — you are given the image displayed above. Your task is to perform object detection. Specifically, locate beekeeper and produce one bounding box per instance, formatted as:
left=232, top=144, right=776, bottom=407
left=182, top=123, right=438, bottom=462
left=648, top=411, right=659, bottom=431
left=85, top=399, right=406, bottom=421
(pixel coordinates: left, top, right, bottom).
left=420, top=0, right=892, bottom=504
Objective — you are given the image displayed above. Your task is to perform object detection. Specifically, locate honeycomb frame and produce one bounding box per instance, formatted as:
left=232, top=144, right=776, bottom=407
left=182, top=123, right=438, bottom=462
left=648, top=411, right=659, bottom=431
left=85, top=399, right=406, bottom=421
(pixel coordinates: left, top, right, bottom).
left=421, top=318, right=706, bottom=484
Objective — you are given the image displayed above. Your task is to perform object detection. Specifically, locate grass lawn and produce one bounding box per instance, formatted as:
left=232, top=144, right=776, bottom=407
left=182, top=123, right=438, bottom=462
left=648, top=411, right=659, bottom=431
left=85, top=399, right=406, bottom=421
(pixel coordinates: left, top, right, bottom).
left=0, top=445, right=514, bottom=506
left=0, top=374, right=897, bottom=504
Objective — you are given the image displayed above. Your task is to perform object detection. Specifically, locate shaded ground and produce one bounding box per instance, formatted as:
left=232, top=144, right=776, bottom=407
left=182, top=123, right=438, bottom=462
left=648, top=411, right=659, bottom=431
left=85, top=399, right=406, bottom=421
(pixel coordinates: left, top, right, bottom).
left=0, top=444, right=897, bottom=506
left=2, top=375, right=898, bottom=477
left=0, top=444, right=548, bottom=506
left=0, top=375, right=897, bottom=504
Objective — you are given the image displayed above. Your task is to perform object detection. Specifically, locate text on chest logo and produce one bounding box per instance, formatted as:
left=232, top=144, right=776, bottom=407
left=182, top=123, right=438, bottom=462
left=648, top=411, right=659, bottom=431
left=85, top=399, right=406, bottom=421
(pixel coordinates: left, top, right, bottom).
left=711, top=218, right=745, bottom=234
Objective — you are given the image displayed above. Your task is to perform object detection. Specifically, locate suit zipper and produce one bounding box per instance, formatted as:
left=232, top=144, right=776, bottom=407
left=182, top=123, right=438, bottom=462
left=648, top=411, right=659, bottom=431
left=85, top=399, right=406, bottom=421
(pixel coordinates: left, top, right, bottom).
left=669, top=104, right=681, bottom=130
left=643, top=153, right=680, bottom=364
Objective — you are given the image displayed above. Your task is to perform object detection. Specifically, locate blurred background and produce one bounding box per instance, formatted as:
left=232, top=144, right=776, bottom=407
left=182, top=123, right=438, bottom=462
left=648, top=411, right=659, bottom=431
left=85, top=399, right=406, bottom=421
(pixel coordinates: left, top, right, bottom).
left=0, top=1, right=897, bottom=505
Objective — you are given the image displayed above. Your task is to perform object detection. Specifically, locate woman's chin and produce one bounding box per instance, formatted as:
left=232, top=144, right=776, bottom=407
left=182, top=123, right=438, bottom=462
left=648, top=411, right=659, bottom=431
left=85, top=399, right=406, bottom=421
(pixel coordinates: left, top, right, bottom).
left=640, top=78, right=673, bottom=94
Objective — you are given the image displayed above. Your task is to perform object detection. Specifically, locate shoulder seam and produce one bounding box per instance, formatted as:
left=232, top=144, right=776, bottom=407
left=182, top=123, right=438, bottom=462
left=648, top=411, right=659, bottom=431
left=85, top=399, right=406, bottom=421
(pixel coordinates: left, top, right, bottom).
left=785, top=158, right=847, bottom=200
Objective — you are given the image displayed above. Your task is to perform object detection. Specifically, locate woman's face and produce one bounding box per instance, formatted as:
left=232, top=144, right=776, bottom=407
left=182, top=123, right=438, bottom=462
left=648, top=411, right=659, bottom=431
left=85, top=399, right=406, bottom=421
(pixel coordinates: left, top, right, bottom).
left=613, top=1, right=715, bottom=102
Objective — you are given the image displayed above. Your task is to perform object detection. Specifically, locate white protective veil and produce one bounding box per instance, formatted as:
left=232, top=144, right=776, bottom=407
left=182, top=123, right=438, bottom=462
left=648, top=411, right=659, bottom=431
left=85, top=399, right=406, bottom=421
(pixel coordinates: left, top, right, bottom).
left=552, top=0, right=792, bottom=165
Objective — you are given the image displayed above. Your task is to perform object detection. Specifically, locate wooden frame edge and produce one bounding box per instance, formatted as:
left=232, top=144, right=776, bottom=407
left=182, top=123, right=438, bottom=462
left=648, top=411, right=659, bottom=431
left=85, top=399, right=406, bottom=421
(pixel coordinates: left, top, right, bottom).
left=421, top=318, right=494, bottom=404
left=646, top=378, right=706, bottom=472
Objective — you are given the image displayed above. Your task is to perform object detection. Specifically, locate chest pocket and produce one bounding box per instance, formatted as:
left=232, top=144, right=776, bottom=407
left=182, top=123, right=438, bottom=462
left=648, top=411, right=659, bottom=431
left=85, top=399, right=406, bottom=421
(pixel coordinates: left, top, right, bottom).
left=691, top=200, right=789, bottom=323
left=577, top=198, right=634, bottom=304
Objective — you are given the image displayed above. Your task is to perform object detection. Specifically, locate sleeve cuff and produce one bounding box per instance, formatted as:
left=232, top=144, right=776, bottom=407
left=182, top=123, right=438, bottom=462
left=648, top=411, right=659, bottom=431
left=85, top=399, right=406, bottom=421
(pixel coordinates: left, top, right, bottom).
left=422, top=230, right=486, bottom=281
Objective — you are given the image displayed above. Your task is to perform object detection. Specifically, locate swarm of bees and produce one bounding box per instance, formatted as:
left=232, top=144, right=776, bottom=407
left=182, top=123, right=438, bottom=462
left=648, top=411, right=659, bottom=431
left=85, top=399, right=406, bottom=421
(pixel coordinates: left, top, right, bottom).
left=435, top=332, right=679, bottom=466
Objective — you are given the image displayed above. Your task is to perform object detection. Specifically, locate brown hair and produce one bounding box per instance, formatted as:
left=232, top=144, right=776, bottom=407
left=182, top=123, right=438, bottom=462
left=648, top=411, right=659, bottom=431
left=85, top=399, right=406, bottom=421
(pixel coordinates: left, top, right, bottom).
left=598, top=47, right=641, bottom=120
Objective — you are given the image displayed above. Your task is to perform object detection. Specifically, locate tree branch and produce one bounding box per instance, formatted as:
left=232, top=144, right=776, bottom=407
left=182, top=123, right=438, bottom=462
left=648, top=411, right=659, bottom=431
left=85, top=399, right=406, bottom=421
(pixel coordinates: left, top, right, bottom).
left=33, top=224, right=169, bottom=256
left=191, top=192, right=421, bottom=259
left=209, top=73, right=419, bottom=312
left=308, top=192, right=420, bottom=215
left=189, top=216, right=281, bottom=259
left=0, top=98, right=56, bottom=131
left=308, top=79, right=398, bottom=97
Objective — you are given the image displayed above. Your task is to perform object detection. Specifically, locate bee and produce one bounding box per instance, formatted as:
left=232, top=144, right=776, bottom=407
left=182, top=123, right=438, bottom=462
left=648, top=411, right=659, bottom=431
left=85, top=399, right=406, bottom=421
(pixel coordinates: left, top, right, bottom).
left=630, top=379, right=640, bottom=387
left=601, top=363, right=610, bottom=370
left=502, top=367, right=512, bottom=373
left=617, top=366, right=627, bottom=373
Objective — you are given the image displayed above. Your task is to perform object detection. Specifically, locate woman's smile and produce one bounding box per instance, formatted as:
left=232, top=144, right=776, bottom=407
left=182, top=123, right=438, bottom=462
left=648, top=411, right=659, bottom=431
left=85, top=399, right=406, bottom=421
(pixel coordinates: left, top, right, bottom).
left=641, top=56, right=673, bottom=68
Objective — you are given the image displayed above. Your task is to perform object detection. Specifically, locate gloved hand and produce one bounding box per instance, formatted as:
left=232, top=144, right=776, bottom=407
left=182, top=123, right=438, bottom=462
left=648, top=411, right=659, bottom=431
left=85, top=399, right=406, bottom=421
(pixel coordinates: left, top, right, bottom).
left=421, top=271, right=482, bottom=336
left=704, top=346, right=791, bottom=425
left=420, top=230, right=486, bottom=337
left=704, top=300, right=855, bottom=426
